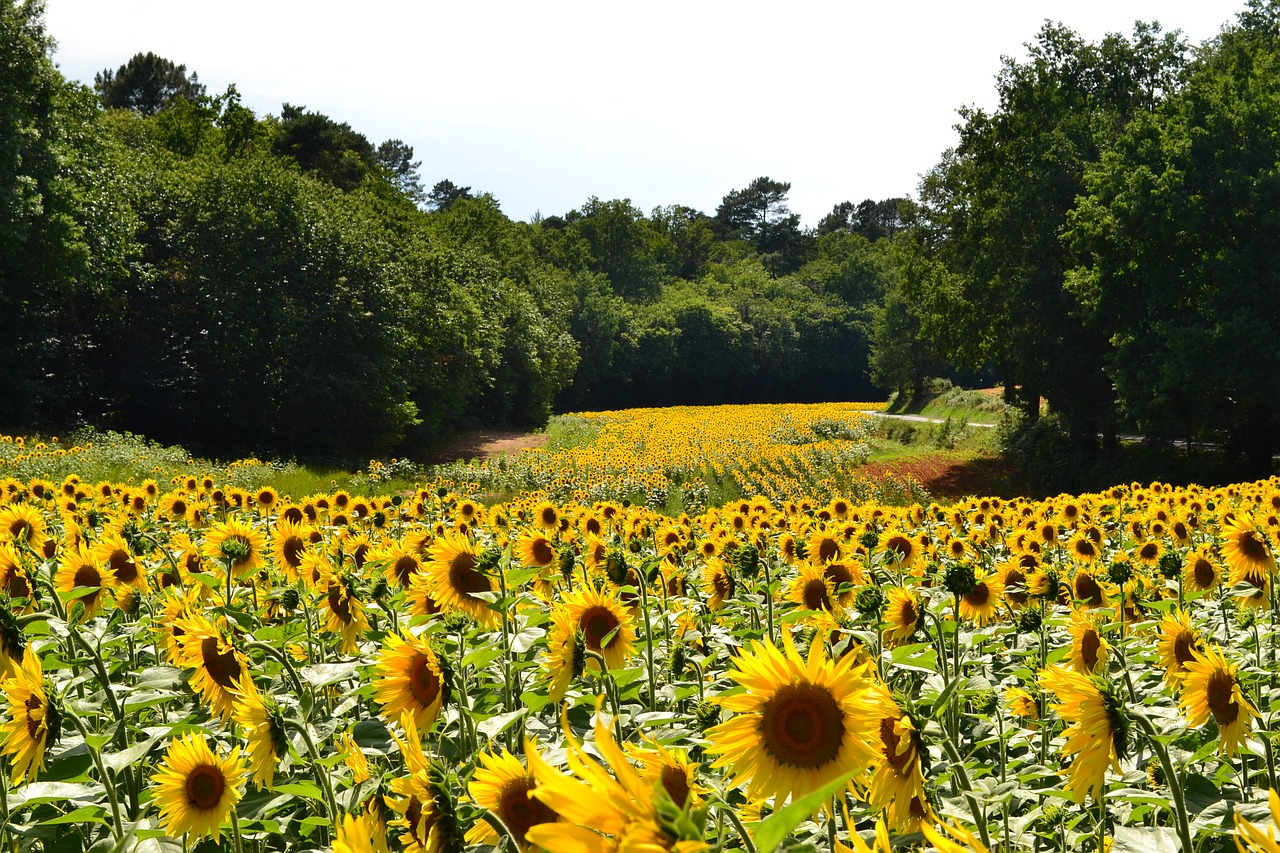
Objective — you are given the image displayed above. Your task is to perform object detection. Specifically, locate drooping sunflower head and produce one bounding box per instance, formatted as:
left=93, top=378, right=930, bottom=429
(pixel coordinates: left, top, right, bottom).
left=0, top=647, right=62, bottom=785
left=1156, top=609, right=1202, bottom=688
left=700, top=558, right=735, bottom=611
left=174, top=613, right=247, bottom=722
left=150, top=733, right=247, bottom=841
left=1067, top=609, right=1111, bottom=674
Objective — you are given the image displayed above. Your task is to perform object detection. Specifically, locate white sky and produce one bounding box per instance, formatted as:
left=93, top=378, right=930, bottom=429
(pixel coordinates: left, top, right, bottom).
left=45, top=0, right=1244, bottom=226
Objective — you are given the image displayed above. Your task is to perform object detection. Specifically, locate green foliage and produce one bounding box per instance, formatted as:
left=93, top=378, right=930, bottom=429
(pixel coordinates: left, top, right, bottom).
left=94, top=51, right=205, bottom=115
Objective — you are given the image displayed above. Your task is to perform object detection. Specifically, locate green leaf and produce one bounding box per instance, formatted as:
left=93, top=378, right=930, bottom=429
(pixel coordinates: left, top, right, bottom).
left=510, top=626, right=545, bottom=653
left=41, top=806, right=107, bottom=826
left=749, top=771, right=856, bottom=853
left=275, top=781, right=326, bottom=802
left=8, top=782, right=99, bottom=809
left=301, top=662, right=358, bottom=687
left=102, top=732, right=163, bottom=771
left=1111, top=826, right=1180, bottom=853
left=477, top=709, right=528, bottom=741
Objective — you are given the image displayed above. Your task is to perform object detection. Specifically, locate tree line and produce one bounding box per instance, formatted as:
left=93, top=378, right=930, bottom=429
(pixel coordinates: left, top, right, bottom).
left=5, top=0, right=1280, bottom=478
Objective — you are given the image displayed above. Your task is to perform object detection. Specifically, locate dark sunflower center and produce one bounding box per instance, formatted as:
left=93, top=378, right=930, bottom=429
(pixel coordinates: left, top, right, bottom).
left=884, top=536, right=912, bottom=561
left=327, top=585, right=353, bottom=623
left=449, top=552, right=491, bottom=595
left=1075, top=540, right=1096, bottom=559
left=1238, top=531, right=1269, bottom=563
left=352, top=544, right=369, bottom=568
left=109, top=550, right=137, bottom=584
left=5, top=568, right=29, bottom=598
left=171, top=499, right=187, bottom=517
left=1206, top=670, right=1240, bottom=726
left=661, top=764, right=692, bottom=808
left=1005, top=569, right=1027, bottom=605
left=964, top=582, right=990, bottom=607
left=879, top=717, right=913, bottom=770
left=408, top=654, right=441, bottom=708
left=201, top=636, right=241, bottom=689
left=802, top=579, right=832, bottom=612
left=281, top=537, right=305, bottom=569
left=73, top=565, right=101, bottom=597
left=1140, top=543, right=1159, bottom=562
left=24, top=694, right=44, bottom=739
left=530, top=538, right=555, bottom=566
left=580, top=606, right=619, bottom=650
left=899, top=599, right=917, bottom=629
left=1191, top=558, right=1214, bottom=587
left=1173, top=631, right=1197, bottom=667
left=1080, top=630, right=1101, bottom=671
left=712, top=570, right=733, bottom=599
left=499, top=776, right=556, bottom=837
left=394, top=555, right=418, bottom=586
left=185, top=764, right=226, bottom=809
left=759, top=682, right=845, bottom=769
left=1075, top=573, right=1103, bottom=606
left=9, top=520, right=31, bottom=540
left=824, top=563, right=854, bottom=590
left=815, top=538, right=839, bottom=562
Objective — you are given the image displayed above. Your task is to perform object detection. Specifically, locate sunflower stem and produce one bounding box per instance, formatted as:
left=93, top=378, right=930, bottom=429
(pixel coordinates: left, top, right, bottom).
left=478, top=809, right=522, bottom=853
left=244, top=640, right=313, bottom=716
left=67, top=624, right=125, bottom=730
left=65, top=707, right=124, bottom=842
left=1131, top=712, right=1193, bottom=853
left=636, top=564, right=658, bottom=712
left=287, top=717, right=339, bottom=831
left=230, top=800, right=246, bottom=853
left=717, top=802, right=759, bottom=853
left=762, top=558, right=775, bottom=645
left=939, top=731, right=992, bottom=851
left=826, top=796, right=837, bottom=853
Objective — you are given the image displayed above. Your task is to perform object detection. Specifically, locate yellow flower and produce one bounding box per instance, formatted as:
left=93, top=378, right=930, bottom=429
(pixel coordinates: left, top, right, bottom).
left=55, top=544, right=115, bottom=621
left=958, top=569, right=1004, bottom=626
left=0, top=647, right=58, bottom=784
left=1180, top=645, right=1258, bottom=756
left=201, top=515, right=267, bottom=580
left=1038, top=666, right=1125, bottom=803
left=374, top=632, right=448, bottom=730
left=1234, top=788, right=1280, bottom=853
left=881, top=587, right=920, bottom=648
left=1067, top=609, right=1111, bottom=674
left=705, top=631, right=888, bottom=804
left=1156, top=609, right=1202, bottom=689
left=174, top=613, right=248, bottom=722
left=231, top=675, right=288, bottom=790
left=423, top=531, right=496, bottom=627
left=341, top=731, right=370, bottom=784
left=150, top=733, right=247, bottom=841
left=549, top=585, right=636, bottom=673
left=465, top=747, right=558, bottom=850
left=1221, top=515, right=1275, bottom=586
left=866, top=694, right=927, bottom=831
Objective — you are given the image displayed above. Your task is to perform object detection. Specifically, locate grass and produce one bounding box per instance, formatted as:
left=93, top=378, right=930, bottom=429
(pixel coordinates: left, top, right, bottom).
left=884, top=378, right=1008, bottom=425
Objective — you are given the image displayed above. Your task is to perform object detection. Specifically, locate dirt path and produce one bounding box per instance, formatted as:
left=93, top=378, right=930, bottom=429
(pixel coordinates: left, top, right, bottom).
left=860, top=452, right=1025, bottom=500
left=423, top=430, right=548, bottom=465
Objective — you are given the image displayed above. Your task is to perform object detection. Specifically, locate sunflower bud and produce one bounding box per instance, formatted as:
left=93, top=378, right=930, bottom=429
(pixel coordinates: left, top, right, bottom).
left=370, top=577, right=390, bottom=601
left=969, top=689, right=999, bottom=716
left=604, top=549, right=629, bottom=586
left=859, top=530, right=880, bottom=550
left=1016, top=608, right=1043, bottom=633
left=693, top=700, right=720, bottom=730
left=1157, top=551, right=1182, bottom=579
left=476, top=546, right=502, bottom=575
left=1107, top=560, right=1133, bottom=585
left=0, top=606, right=26, bottom=663
left=558, top=550, right=576, bottom=583
left=668, top=644, right=688, bottom=679
left=281, top=587, right=300, bottom=610
left=854, top=585, right=884, bottom=616
left=941, top=562, right=977, bottom=596
left=733, top=543, right=760, bottom=580
left=1035, top=804, right=1064, bottom=832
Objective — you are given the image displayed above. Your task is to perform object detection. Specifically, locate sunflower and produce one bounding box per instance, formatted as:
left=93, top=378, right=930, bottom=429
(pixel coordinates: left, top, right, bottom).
left=625, top=740, right=707, bottom=810
left=388, top=718, right=462, bottom=853
left=0, top=541, right=31, bottom=603
left=823, top=561, right=863, bottom=608
left=335, top=813, right=381, bottom=853
left=878, top=529, right=918, bottom=570
left=271, top=518, right=312, bottom=582
left=378, top=542, right=424, bottom=588
left=705, top=631, right=888, bottom=804
left=342, top=730, right=371, bottom=783
left=1065, top=532, right=1102, bottom=564
left=319, top=568, right=370, bottom=654
left=1184, top=550, right=1221, bottom=593
left=515, top=531, right=557, bottom=568
left=542, top=609, right=587, bottom=704
left=91, top=531, right=146, bottom=592
left=787, top=560, right=842, bottom=618
left=423, top=531, right=496, bottom=627
left=465, top=747, right=559, bottom=850
left=550, top=586, right=636, bottom=672
left=1221, top=515, right=1275, bottom=585
left=958, top=569, right=1004, bottom=626
left=882, top=587, right=921, bottom=648
left=1067, top=610, right=1111, bottom=674
left=1156, top=609, right=1202, bottom=688
left=524, top=712, right=708, bottom=853
left=807, top=530, right=843, bottom=564
left=1005, top=686, right=1041, bottom=722
left=1070, top=567, right=1108, bottom=608
left=374, top=632, right=449, bottom=729
left=1038, top=666, right=1126, bottom=803
left=55, top=544, right=115, bottom=621
left=0, top=503, right=45, bottom=548
left=532, top=501, right=560, bottom=531
left=230, top=675, right=289, bottom=790
left=174, top=613, right=248, bottom=722
left=0, top=647, right=60, bottom=784
left=866, top=694, right=928, bottom=831
left=700, top=558, right=735, bottom=610
left=1180, top=645, right=1258, bottom=756
left=152, top=733, right=247, bottom=841
left=201, top=516, right=267, bottom=580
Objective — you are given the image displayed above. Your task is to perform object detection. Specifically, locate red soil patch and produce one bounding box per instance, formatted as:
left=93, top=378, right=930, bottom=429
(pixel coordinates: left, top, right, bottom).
left=424, top=430, right=548, bottom=465
left=861, top=452, right=1024, bottom=501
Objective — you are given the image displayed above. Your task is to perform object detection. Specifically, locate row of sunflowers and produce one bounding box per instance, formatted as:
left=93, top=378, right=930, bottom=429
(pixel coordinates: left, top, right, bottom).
left=1, top=409, right=1280, bottom=852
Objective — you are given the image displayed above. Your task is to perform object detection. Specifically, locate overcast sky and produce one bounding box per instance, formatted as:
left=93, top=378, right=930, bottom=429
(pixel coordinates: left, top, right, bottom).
left=45, top=1, right=1245, bottom=226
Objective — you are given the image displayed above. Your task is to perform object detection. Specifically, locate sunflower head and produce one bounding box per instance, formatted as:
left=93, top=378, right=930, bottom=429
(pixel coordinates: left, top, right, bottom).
left=150, top=733, right=247, bottom=841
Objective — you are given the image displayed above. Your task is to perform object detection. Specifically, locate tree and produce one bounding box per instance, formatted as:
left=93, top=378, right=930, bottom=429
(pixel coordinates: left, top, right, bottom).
left=427, top=179, right=472, bottom=211
left=272, top=104, right=375, bottom=191
left=1067, top=1, right=1280, bottom=474
left=95, top=51, right=205, bottom=115
left=375, top=138, right=426, bottom=205
left=817, top=197, right=914, bottom=240
left=714, top=177, right=812, bottom=274
left=923, top=21, right=1186, bottom=444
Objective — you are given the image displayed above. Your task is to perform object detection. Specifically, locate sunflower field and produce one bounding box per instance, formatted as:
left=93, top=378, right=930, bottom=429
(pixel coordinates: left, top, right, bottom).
left=3, top=404, right=1280, bottom=853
